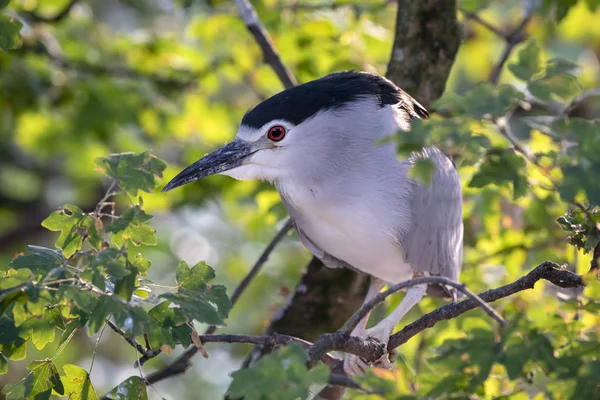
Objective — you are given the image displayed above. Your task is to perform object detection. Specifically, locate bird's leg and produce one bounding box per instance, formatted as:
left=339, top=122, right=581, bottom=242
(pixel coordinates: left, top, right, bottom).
left=344, top=278, right=427, bottom=376
left=350, top=278, right=386, bottom=336
left=343, top=278, right=385, bottom=375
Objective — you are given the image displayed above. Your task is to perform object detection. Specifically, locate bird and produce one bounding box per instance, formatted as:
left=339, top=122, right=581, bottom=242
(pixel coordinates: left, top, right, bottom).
left=162, top=71, right=463, bottom=376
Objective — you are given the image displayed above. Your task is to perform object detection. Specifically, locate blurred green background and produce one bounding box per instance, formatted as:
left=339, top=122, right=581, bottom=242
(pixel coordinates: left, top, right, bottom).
left=1, top=0, right=599, bottom=399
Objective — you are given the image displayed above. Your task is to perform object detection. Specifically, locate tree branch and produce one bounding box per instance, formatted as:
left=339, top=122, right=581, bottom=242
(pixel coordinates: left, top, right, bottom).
left=340, top=276, right=505, bottom=336
left=141, top=220, right=294, bottom=375
left=460, top=8, right=506, bottom=39
left=233, top=0, right=297, bottom=89
left=25, top=0, right=80, bottom=23
left=388, top=261, right=583, bottom=349
left=488, top=8, right=533, bottom=84
left=386, top=0, right=460, bottom=107
left=135, top=262, right=583, bottom=392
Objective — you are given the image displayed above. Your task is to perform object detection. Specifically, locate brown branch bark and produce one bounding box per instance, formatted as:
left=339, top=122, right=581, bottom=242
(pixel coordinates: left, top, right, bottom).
left=138, top=262, right=583, bottom=390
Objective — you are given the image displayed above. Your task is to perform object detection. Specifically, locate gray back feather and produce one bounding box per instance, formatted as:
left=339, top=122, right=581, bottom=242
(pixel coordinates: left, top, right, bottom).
left=399, top=147, right=463, bottom=282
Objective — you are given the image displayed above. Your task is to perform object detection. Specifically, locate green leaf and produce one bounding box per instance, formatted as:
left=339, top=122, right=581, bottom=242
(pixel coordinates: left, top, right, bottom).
left=95, top=151, right=167, bottom=196
left=160, top=261, right=231, bottom=325
left=106, top=376, right=147, bottom=400
left=31, top=312, right=56, bottom=351
left=107, top=206, right=157, bottom=247
left=227, top=344, right=329, bottom=400
left=9, top=246, right=66, bottom=276
left=0, top=353, right=7, bottom=374
left=409, top=158, right=435, bottom=185
left=0, top=0, right=11, bottom=10
left=89, top=247, right=130, bottom=281
left=528, top=74, right=581, bottom=102
left=469, top=148, right=528, bottom=199
left=462, top=83, right=524, bottom=118
left=508, top=40, right=542, bottom=81
left=147, top=301, right=190, bottom=349
left=176, top=260, right=214, bottom=291
left=27, top=359, right=64, bottom=397
left=42, top=205, right=101, bottom=258
left=60, top=364, right=98, bottom=400
left=2, top=373, right=33, bottom=400
left=545, top=58, right=580, bottom=76
left=88, top=295, right=150, bottom=336
left=0, top=14, right=22, bottom=52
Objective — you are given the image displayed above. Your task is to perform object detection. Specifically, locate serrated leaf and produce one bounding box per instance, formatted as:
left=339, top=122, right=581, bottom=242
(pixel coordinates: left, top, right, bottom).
left=61, top=364, right=98, bottom=400
left=508, top=40, right=542, bottom=81
left=88, top=295, right=149, bottom=336
left=147, top=301, right=190, bottom=349
left=160, top=261, right=231, bottom=325
left=131, top=254, right=151, bottom=274
left=31, top=315, right=55, bottom=350
left=0, top=14, right=23, bottom=52
left=462, top=83, right=524, bottom=117
left=9, top=246, right=66, bottom=276
left=227, top=344, right=328, bottom=400
left=27, top=359, right=64, bottom=397
left=528, top=74, right=581, bottom=102
left=176, top=261, right=215, bottom=291
left=469, top=148, right=528, bottom=199
left=409, top=158, right=435, bottom=185
left=2, top=373, right=34, bottom=400
left=89, top=247, right=130, bottom=281
left=106, top=376, right=147, bottom=400
left=95, top=151, right=167, bottom=196
left=107, top=206, right=157, bottom=247
left=42, top=205, right=101, bottom=258
left=545, top=58, right=580, bottom=76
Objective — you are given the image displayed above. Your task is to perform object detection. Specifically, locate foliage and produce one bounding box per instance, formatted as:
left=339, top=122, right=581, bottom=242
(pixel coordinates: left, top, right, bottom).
left=0, top=0, right=599, bottom=399
left=1, top=151, right=231, bottom=398
left=227, top=344, right=329, bottom=400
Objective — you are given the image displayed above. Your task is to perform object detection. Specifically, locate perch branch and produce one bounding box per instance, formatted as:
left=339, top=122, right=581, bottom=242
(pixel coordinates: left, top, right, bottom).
left=143, top=262, right=583, bottom=388
left=388, top=261, right=583, bottom=349
left=340, top=276, right=505, bottom=336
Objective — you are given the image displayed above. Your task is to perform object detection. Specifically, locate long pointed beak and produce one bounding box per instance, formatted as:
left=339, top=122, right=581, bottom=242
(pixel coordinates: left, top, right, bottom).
left=162, top=139, right=254, bottom=192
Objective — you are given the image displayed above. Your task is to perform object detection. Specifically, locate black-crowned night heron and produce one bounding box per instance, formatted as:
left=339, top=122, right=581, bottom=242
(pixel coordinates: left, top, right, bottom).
left=163, top=71, right=463, bottom=376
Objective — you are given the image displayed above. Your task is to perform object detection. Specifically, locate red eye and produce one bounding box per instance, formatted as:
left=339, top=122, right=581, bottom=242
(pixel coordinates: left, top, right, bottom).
left=267, top=125, right=286, bottom=142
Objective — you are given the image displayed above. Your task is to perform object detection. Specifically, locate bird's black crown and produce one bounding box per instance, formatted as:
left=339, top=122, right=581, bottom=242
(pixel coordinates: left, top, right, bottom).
left=241, top=71, right=428, bottom=129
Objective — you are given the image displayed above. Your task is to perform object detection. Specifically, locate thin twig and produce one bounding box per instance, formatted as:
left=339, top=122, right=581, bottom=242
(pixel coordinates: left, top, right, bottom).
left=225, top=218, right=295, bottom=312
left=139, top=262, right=583, bottom=386
left=138, top=220, right=294, bottom=369
left=233, top=0, right=297, bottom=89
left=388, top=261, right=583, bottom=350
left=460, top=8, right=507, bottom=38
left=488, top=10, right=533, bottom=84
left=25, top=0, right=80, bottom=23
left=89, top=322, right=108, bottom=374
left=340, top=276, right=505, bottom=336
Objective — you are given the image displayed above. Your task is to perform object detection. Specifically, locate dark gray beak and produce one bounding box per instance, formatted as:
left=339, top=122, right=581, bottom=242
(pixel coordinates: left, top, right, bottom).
left=162, top=139, right=253, bottom=192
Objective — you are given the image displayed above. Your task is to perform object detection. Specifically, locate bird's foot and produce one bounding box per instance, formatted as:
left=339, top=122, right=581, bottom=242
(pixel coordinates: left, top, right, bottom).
left=343, top=322, right=395, bottom=376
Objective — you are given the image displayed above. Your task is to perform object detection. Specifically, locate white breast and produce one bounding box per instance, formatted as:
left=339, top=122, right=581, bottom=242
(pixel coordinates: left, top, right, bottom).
left=277, top=177, right=415, bottom=284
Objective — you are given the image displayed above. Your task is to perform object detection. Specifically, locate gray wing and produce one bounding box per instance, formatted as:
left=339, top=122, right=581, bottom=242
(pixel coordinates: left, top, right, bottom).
left=280, top=196, right=356, bottom=271
left=401, top=147, right=463, bottom=286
